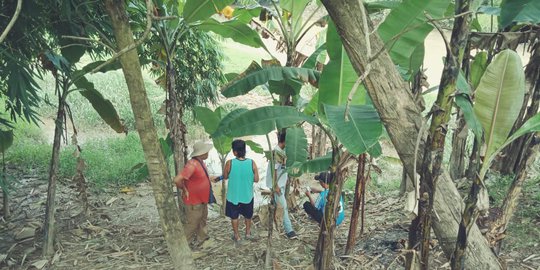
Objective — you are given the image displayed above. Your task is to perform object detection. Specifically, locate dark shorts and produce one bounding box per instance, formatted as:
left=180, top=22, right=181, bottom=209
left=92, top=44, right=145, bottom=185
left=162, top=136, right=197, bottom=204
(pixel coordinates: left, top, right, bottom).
left=226, top=199, right=254, bottom=219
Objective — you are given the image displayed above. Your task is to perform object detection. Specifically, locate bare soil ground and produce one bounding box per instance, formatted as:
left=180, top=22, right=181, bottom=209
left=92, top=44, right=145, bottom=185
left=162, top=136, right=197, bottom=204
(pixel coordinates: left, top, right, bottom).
left=1, top=164, right=540, bottom=269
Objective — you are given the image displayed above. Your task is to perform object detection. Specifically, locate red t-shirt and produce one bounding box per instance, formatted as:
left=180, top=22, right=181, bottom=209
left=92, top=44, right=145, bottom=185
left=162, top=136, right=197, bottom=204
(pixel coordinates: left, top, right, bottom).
left=180, top=159, right=210, bottom=205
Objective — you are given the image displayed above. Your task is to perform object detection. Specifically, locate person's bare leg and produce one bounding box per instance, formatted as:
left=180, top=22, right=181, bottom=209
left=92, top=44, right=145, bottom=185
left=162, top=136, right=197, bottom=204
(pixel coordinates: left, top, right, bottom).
left=231, top=219, right=240, bottom=240
left=245, top=218, right=252, bottom=237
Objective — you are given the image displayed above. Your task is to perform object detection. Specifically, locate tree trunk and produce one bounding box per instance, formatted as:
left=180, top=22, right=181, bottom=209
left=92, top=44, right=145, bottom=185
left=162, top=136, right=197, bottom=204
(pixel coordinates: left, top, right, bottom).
left=320, top=1, right=501, bottom=269
left=165, top=59, right=188, bottom=216
left=104, top=1, right=193, bottom=268
left=43, top=92, right=67, bottom=257
left=408, top=0, right=475, bottom=268
left=2, top=153, right=9, bottom=219
left=489, top=136, right=539, bottom=248
left=345, top=153, right=367, bottom=255
left=314, top=160, right=344, bottom=269
left=449, top=111, right=468, bottom=180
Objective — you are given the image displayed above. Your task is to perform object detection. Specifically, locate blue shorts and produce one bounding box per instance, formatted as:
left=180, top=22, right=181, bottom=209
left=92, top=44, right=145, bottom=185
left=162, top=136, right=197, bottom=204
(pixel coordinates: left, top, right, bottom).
left=225, top=199, right=254, bottom=219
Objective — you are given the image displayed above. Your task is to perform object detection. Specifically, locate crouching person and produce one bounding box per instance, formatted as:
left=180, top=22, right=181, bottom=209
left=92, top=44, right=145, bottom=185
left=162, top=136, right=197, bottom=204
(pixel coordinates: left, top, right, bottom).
left=303, top=171, right=345, bottom=226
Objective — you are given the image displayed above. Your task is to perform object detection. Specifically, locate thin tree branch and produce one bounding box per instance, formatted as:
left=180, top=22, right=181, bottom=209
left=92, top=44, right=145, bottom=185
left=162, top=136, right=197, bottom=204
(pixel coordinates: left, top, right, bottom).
left=90, top=0, right=154, bottom=74
left=0, top=0, right=23, bottom=44
left=62, top=35, right=116, bottom=53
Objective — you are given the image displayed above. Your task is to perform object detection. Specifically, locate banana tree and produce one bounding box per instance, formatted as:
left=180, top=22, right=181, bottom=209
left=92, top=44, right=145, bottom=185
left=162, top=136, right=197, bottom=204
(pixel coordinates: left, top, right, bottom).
left=193, top=105, right=263, bottom=215
left=452, top=49, right=530, bottom=268
left=40, top=52, right=125, bottom=257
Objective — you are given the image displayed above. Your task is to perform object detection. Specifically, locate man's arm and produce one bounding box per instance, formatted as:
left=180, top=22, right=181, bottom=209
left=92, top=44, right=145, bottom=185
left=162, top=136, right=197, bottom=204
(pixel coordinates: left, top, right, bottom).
left=305, top=188, right=315, bottom=206
left=174, top=174, right=189, bottom=200
left=252, top=161, right=259, bottom=183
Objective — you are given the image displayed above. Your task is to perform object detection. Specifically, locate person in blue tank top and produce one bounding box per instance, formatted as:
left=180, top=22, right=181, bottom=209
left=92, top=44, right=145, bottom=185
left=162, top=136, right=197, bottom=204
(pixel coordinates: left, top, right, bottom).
left=303, top=171, right=345, bottom=226
left=223, top=139, right=259, bottom=244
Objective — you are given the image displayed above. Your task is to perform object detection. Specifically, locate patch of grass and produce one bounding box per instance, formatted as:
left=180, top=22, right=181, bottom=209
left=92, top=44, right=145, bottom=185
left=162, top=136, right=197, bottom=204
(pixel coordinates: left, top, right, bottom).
left=36, top=67, right=165, bottom=132
left=485, top=172, right=514, bottom=207
left=6, top=132, right=147, bottom=188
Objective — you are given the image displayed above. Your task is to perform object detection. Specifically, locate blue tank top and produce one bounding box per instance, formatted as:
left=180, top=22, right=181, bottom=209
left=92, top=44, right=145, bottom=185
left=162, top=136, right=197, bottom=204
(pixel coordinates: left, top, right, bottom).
left=226, top=158, right=255, bottom=204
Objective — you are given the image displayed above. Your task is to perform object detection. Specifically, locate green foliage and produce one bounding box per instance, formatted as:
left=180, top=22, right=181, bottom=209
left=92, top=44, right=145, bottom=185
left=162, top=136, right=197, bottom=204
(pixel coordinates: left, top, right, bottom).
left=213, top=106, right=316, bottom=137
left=73, top=75, right=127, bottom=133
left=285, top=127, right=308, bottom=169
left=474, top=49, right=525, bottom=167
left=221, top=61, right=320, bottom=97
left=183, top=0, right=235, bottom=23
left=289, top=153, right=332, bottom=177
left=324, top=104, right=383, bottom=155
left=500, top=0, right=540, bottom=28
left=318, top=22, right=366, bottom=113
left=377, top=0, right=450, bottom=75
left=470, top=51, right=488, bottom=89
left=193, top=106, right=233, bottom=155
left=0, top=129, right=14, bottom=153
left=455, top=71, right=483, bottom=142
left=7, top=132, right=146, bottom=187
left=196, top=18, right=267, bottom=50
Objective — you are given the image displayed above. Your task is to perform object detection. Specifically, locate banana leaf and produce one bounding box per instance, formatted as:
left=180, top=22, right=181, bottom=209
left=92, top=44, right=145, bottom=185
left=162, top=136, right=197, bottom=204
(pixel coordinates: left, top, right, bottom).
left=213, top=106, right=317, bottom=137
left=183, top=0, right=234, bottom=23
left=324, top=104, right=383, bottom=155
left=318, top=22, right=367, bottom=114
left=221, top=61, right=320, bottom=97
left=285, top=127, right=308, bottom=168
left=377, top=0, right=450, bottom=72
left=474, top=49, right=525, bottom=164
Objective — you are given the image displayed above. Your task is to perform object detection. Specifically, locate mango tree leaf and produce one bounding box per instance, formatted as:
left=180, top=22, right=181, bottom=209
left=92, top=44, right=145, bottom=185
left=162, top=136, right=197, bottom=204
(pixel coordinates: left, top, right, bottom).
left=214, top=106, right=317, bottom=137
left=319, top=22, right=366, bottom=113
left=196, top=18, right=267, bottom=50
left=470, top=51, right=488, bottom=89
left=474, top=49, right=525, bottom=161
left=377, top=0, right=450, bottom=72
left=183, top=0, right=234, bottom=23
left=245, top=140, right=263, bottom=154
left=74, top=76, right=126, bottom=133
left=0, top=129, right=14, bottom=153
left=325, top=104, right=383, bottom=155
left=80, top=60, right=122, bottom=74
left=221, top=61, right=320, bottom=97
left=285, top=127, right=308, bottom=168
left=500, top=0, right=540, bottom=28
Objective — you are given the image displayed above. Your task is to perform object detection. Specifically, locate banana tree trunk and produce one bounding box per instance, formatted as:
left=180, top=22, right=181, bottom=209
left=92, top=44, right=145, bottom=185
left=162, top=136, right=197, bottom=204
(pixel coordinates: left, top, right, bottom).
left=449, top=111, right=468, bottom=180
left=489, top=135, right=539, bottom=251
left=345, top=153, right=367, bottom=255
left=43, top=90, right=67, bottom=257
left=313, top=160, right=344, bottom=269
left=104, top=1, right=193, bottom=268
left=319, top=1, right=501, bottom=269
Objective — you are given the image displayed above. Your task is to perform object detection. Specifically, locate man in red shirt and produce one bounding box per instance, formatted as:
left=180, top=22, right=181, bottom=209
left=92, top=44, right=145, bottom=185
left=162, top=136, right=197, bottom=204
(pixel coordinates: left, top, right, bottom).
left=174, top=141, right=218, bottom=246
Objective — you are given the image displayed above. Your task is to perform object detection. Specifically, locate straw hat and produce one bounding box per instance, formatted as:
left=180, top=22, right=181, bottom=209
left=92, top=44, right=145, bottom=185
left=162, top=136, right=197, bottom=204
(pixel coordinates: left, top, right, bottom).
left=190, top=141, right=213, bottom=158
